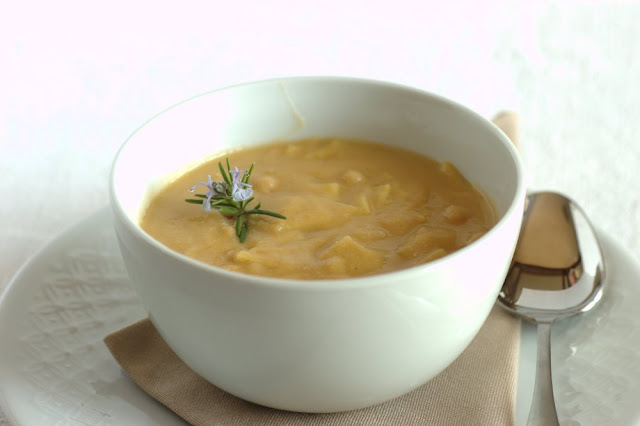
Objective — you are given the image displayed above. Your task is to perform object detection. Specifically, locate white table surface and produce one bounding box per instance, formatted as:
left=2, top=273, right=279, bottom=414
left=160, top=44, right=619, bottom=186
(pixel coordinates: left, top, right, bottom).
left=2, top=1, right=639, bottom=424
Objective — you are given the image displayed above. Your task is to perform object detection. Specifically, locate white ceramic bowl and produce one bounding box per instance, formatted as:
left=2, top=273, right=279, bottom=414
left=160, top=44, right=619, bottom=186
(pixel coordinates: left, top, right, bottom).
left=109, top=77, right=526, bottom=413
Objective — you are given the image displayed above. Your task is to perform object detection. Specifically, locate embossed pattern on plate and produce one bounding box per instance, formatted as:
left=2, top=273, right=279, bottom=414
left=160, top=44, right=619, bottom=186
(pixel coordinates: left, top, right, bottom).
left=0, top=208, right=639, bottom=425
left=0, top=209, right=184, bottom=426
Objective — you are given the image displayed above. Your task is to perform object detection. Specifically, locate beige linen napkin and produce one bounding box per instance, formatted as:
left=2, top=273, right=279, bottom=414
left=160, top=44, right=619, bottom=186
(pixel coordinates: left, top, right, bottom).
left=104, top=113, right=521, bottom=426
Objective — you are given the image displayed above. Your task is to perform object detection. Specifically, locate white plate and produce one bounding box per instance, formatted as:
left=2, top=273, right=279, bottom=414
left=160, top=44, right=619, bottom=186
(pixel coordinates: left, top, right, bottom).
left=0, top=208, right=639, bottom=425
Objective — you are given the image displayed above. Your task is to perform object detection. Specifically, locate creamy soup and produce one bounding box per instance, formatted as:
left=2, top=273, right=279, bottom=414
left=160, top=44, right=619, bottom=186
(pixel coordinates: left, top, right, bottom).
left=141, top=138, right=496, bottom=279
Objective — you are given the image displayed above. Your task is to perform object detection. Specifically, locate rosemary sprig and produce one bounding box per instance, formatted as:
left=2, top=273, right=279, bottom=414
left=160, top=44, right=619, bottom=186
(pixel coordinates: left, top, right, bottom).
left=186, top=159, right=286, bottom=242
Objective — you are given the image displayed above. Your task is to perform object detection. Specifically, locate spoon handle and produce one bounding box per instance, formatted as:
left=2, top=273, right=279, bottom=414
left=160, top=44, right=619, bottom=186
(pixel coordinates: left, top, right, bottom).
left=527, top=320, right=560, bottom=426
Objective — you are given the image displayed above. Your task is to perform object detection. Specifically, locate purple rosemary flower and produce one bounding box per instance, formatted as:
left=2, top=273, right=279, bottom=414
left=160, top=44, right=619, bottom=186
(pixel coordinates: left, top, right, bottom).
left=229, top=167, right=254, bottom=202
left=189, top=175, right=227, bottom=212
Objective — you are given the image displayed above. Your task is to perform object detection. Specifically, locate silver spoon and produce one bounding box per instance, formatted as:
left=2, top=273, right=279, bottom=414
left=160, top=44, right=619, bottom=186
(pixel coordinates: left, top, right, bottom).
left=498, top=191, right=605, bottom=426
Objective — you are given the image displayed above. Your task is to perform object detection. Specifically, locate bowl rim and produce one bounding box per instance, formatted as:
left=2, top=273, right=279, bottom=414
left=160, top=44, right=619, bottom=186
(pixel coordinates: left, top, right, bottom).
left=109, top=75, right=526, bottom=291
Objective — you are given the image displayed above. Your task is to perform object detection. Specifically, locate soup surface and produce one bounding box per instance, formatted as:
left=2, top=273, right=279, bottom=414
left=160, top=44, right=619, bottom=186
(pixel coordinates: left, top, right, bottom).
left=141, top=138, right=496, bottom=279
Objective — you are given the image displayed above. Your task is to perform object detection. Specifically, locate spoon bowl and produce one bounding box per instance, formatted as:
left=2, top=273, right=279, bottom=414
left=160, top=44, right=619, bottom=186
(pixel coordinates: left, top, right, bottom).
left=498, top=191, right=605, bottom=425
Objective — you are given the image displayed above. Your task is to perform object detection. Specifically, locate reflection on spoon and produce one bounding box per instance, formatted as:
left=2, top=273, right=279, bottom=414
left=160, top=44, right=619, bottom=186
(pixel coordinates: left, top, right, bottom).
left=498, top=191, right=605, bottom=426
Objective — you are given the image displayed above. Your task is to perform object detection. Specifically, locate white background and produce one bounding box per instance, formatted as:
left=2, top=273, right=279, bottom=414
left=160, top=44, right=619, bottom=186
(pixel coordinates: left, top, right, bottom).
left=1, top=1, right=639, bottom=424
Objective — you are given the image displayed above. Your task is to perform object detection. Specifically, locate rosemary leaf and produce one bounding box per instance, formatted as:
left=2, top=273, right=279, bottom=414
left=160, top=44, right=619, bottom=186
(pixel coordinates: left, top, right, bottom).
left=246, top=209, right=287, bottom=219
left=238, top=221, right=248, bottom=243
left=219, top=206, right=240, bottom=216
left=210, top=199, right=237, bottom=208
left=242, top=163, right=255, bottom=184
left=235, top=214, right=243, bottom=237
left=219, top=162, right=231, bottom=187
